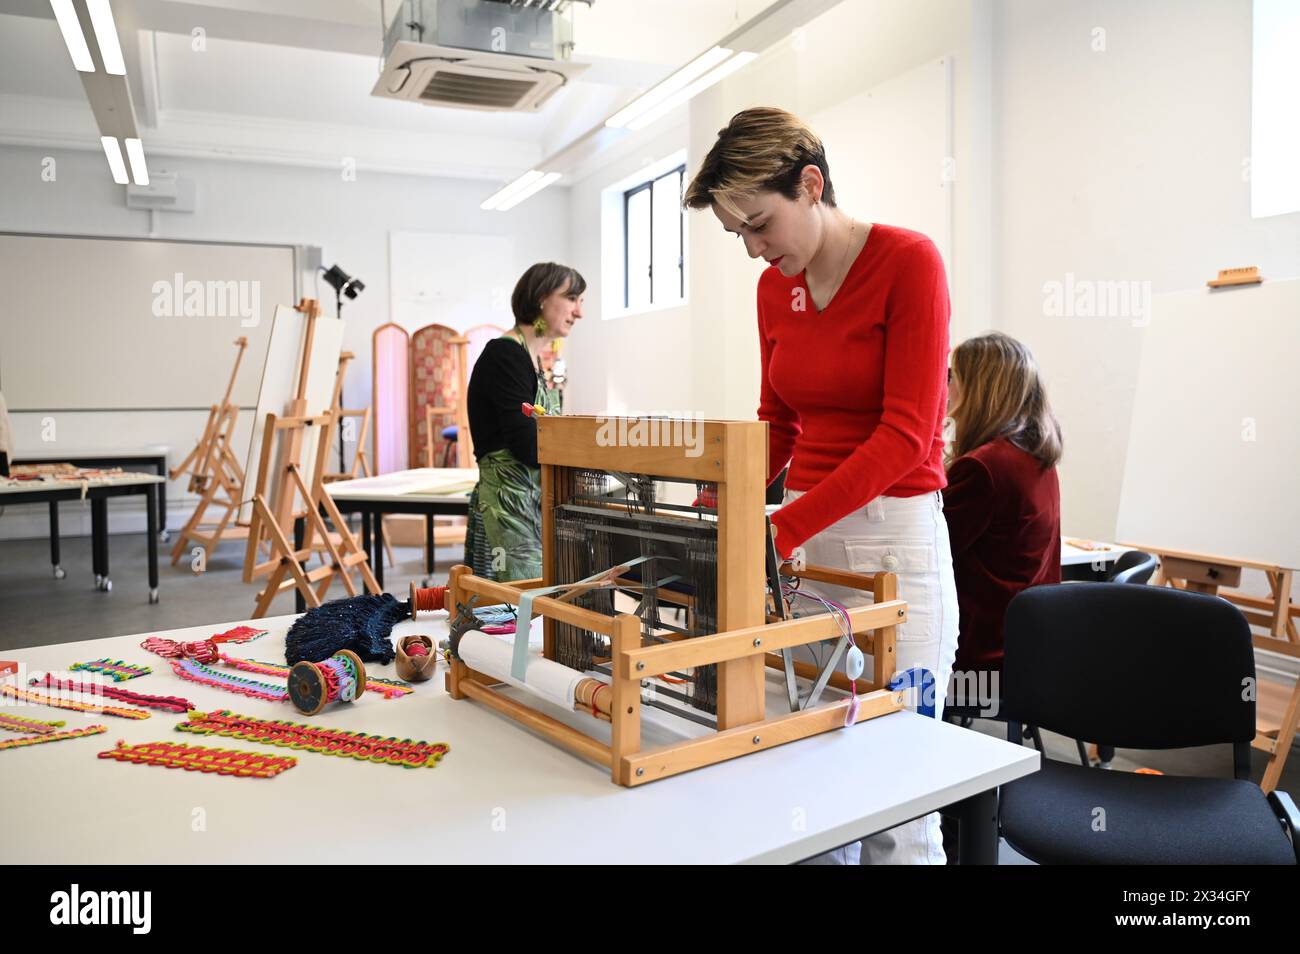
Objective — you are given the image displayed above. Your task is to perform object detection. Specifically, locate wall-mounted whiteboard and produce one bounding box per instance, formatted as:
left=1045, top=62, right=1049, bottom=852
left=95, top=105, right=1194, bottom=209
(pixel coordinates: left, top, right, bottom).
left=389, top=230, right=515, bottom=331
left=1117, top=279, right=1300, bottom=567
left=808, top=56, right=953, bottom=273
left=0, top=233, right=295, bottom=410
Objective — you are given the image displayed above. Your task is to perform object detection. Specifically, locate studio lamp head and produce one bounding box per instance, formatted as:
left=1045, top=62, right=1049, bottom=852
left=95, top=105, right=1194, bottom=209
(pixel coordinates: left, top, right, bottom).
left=322, top=264, right=364, bottom=300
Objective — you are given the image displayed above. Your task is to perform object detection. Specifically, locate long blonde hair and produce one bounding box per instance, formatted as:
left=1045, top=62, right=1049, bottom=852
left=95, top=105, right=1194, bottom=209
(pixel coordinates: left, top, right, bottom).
left=947, top=333, right=1062, bottom=469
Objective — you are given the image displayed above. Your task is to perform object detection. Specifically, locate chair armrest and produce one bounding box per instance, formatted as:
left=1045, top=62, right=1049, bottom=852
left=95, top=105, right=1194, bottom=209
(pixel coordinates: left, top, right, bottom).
left=1267, top=790, right=1300, bottom=863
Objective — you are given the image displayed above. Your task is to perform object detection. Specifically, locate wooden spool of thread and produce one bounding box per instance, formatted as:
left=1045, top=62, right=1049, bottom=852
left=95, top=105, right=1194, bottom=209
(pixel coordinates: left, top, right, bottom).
left=410, top=582, right=448, bottom=621
left=573, top=678, right=613, bottom=723
left=287, top=650, right=367, bottom=716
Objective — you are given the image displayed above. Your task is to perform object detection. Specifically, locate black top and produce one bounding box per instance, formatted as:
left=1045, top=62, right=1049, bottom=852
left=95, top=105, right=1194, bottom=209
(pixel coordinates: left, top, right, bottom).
left=466, top=337, right=543, bottom=467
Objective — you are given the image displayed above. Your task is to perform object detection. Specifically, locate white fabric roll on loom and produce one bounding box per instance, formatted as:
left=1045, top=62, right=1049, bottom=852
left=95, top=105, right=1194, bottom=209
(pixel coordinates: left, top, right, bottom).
left=458, top=630, right=585, bottom=710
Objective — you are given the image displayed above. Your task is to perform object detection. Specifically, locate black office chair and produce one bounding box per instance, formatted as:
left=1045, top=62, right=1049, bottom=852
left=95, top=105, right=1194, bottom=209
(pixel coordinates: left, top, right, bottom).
left=1106, top=549, right=1158, bottom=585
left=999, top=583, right=1299, bottom=864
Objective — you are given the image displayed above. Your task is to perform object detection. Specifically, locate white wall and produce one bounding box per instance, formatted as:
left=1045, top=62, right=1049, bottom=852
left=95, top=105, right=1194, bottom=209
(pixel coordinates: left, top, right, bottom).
left=565, top=0, right=989, bottom=424
left=993, top=0, right=1300, bottom=542
left=0, top=144, right=569, bottom=538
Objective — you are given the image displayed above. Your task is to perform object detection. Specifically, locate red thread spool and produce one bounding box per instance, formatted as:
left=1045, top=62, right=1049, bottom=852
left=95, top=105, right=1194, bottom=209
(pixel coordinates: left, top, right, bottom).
left=409, top=582, right=447, bottom=620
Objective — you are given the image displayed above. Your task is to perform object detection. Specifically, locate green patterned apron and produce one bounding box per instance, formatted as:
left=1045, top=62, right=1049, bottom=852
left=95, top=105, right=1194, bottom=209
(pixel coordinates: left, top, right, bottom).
left=463, top=337, right=562, bottom=581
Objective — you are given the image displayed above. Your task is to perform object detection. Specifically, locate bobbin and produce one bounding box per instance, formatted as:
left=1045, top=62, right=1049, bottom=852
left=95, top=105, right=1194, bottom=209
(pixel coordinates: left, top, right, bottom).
left=409, top=581, right=447, bottom=621
left=286, top=650, right=367, bottom=715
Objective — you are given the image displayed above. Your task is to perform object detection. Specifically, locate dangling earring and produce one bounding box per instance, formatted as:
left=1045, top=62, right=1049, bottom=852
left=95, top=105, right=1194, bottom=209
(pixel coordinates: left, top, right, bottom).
left=533, top=312, right=548, bottom=336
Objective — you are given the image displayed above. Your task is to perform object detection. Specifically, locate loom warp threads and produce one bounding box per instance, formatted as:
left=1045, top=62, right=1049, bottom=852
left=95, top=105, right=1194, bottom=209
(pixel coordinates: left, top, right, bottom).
left=69, top=658, right=152, bottom=682
left=30, top=674, right=195, bottom=713
left=179, top=710, right=450, bottom=769
left=98, top=740, right=296, bottom=778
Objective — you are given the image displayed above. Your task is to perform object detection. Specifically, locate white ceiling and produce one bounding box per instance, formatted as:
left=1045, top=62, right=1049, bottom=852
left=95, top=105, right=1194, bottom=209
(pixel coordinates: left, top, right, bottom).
left=0, top=0, right=780, bottom=181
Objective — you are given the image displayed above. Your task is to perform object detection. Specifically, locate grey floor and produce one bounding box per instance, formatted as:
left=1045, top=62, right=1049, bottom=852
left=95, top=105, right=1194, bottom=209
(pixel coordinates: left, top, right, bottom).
left=2, top=529, right=1297, bottom=864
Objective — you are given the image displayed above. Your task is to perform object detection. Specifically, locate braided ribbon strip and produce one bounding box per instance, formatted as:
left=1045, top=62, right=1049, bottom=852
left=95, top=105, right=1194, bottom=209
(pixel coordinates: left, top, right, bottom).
left=0, top=712, right=67, bottom=735
left=169, top=658, right=289, bottom=702
left=69, top=658, right=152, bottom=682
left=98, top=740, right=296, bottom=778
left=31, top=674, right=194, bottom=713
left=0, top=724, right=107, bottom=751
left=221, top=655, right=414, bottom=699
left=0, top=684, right=150, bottom=719
left=178, top=710, right=449, bottom=769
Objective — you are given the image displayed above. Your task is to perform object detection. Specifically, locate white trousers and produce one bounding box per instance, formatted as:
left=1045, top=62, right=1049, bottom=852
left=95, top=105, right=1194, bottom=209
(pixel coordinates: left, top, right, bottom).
left=785, top=489, right=960, bottom=865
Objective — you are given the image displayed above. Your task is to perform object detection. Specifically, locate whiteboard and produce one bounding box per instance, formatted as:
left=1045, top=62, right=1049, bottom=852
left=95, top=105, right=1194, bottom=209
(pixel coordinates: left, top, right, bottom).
left=1116, top=279, right=1300, bottom=567
left=239, top=304, right=344, bottom=523
left=808, top=57, right=953, bottom=272
left=0, top=233, right=294, bottom=410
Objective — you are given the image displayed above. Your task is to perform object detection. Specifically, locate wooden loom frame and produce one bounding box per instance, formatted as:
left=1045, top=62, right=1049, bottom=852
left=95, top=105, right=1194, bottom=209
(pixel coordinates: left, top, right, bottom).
left=445, top=415, right=908, bottom=786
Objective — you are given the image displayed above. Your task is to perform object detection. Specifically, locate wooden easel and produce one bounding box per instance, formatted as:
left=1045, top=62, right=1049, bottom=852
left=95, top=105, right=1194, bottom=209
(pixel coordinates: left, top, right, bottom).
left=169, top=336, right=251, bottom=564
left=446, top=415, right=907, bottom=786
left=1133, top=543, right=1300, bottom=792
left=323, top=351, right=394, bottom=569
left=242, top=299, right=379, bottom=617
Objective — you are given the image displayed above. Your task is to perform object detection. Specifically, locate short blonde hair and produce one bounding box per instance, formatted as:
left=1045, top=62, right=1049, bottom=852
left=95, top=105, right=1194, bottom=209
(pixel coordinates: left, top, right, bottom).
left=683, top=107, right=836, bottom=220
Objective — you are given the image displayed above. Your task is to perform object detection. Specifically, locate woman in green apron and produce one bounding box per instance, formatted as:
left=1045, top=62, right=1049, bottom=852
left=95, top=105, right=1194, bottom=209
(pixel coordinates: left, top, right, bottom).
left=464, top=262, right=585, bottom=581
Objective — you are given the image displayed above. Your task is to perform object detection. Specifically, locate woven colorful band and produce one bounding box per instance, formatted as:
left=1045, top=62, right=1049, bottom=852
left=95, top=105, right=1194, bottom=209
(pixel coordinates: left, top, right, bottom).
left=69, top=658, right=152, bottom=682
left=0, top=724, right=107, bottom=751
left=178, top=710, right=449, bottom=769
left=0, top=684, right=150, bottom=719
left=220, top=655, right=414, bottom=699
left=98, top=740, right=296, bottom=778
left=30, top=674, right=194, bottom=714
left=169, top=658, right=289, bottom=702
left=212, top=626, right=267, bottom=643
left=0, top=712, right=66, bottom=735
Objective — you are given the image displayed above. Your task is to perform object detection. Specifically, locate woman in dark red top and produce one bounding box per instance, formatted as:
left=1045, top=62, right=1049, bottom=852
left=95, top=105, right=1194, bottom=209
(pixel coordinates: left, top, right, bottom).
left=686, top=107, right=955, bottom=866
left=943, top=332, right=1062, bottom=676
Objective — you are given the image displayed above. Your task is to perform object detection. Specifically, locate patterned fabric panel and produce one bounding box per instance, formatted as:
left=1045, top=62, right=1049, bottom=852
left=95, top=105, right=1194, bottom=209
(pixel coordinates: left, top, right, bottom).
left=410, top=324, right=459, bottom=467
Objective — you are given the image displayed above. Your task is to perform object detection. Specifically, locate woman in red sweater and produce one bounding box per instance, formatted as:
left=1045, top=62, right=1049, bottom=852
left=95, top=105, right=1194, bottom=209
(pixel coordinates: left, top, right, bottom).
left=686, top=107, right=957, bottom=866
left=943, top=333, right=1062, bottom=681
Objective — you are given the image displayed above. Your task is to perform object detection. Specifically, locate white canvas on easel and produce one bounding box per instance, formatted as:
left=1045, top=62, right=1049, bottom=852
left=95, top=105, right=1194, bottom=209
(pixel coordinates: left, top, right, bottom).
left=239, top=304, right=344, bottom=523
left=1116, top=278, right=1300, bottom=568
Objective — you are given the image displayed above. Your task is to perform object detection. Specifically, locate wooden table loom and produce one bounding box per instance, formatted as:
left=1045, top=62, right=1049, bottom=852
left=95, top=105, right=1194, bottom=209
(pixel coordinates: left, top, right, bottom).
left=445, top=415, right=908, bottom=787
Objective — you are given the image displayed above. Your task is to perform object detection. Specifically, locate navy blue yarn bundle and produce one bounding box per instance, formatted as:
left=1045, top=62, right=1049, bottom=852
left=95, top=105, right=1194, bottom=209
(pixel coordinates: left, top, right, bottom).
left=285, top=593, right=410, bottom=665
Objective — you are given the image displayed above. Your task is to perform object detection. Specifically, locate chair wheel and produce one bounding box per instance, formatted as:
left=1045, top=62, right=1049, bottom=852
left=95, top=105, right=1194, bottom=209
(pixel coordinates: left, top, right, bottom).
left=148, top=589, right=160, bottom=604
left=53, top=566, right=66, bottom=580
left=101, top=578, right=112, bottom=592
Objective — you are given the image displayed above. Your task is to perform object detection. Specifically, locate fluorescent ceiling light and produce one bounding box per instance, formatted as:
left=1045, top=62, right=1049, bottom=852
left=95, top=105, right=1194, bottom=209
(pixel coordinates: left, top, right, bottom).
left=124, top=137, right=148, bottom=185
left=605, top=45, right=733, bottom=129
left=101, top=135, right=128, bottom=184
left=626, top=51, right=758, bottom=131
left=51, top=0, right=94, bottom=72
left=86, top=0, right=126, bottom=74
left=495, top=171, right=561, bottom=211
left=480, top=170, right=545, bottom=210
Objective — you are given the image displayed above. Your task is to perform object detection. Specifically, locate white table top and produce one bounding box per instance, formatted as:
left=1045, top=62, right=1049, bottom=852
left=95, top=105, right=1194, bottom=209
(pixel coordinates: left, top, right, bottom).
left=325, top=467, right=478, bottom=503
left=14, top=446, right=170, bottom=460
left=0, top=614, right=1038, bottom=864
left=1061, top=538, right=1130, bottom=567
left=0, top=471, right=165, bottom=496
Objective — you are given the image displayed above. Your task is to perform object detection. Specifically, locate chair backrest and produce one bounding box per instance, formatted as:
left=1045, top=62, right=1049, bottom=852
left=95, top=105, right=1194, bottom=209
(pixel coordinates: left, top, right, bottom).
left=1003, top=583, right=1256, bottom=750
left=1108, top=549, right=1157, bottom=585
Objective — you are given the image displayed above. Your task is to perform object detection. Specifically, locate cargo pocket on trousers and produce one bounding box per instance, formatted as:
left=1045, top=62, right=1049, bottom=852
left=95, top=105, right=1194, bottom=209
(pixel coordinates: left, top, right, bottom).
left=843, top=541, right=938, bottom=643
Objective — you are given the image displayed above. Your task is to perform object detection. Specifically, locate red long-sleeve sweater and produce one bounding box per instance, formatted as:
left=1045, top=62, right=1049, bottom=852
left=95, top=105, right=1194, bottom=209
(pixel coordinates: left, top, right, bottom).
left=761, top=224, right=951, bottom=557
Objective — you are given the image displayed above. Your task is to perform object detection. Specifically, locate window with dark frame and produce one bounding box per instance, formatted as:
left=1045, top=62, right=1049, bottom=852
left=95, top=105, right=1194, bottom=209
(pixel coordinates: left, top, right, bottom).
left=623, top=164, right=686, bottom=310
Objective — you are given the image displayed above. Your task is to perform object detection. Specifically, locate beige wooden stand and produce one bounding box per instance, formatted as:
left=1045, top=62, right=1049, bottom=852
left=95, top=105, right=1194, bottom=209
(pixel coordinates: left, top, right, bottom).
left=242, top=300, right=380, bottom=617
left=324, top=351, right=393, bottom=568
left=1133, top=543, right=1300, bottom=792
left=169, top=337, right=251, bottom=564
left=444, top=415, right=907, bottom=787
